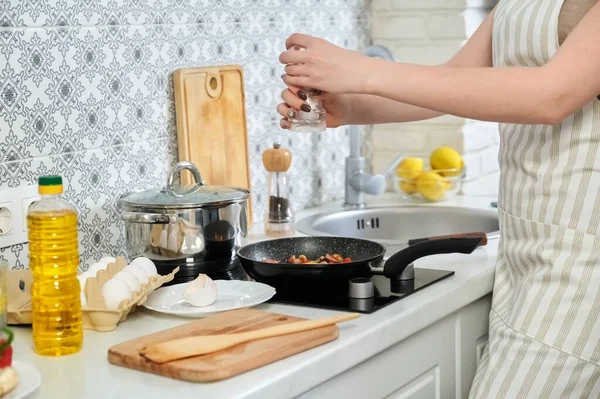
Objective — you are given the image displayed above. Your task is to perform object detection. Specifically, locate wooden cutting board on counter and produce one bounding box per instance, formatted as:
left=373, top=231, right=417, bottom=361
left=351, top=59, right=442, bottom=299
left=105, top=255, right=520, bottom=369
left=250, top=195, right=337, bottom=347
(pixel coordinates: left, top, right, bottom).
left=107, top=308, right=339, bottom=382
left=173, top=65, right=253, bottom=224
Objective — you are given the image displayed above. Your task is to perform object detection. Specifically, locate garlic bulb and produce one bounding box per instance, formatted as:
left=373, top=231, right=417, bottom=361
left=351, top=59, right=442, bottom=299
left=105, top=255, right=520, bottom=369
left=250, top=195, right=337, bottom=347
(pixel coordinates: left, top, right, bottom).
left=184, top=274, right=217, bottom=307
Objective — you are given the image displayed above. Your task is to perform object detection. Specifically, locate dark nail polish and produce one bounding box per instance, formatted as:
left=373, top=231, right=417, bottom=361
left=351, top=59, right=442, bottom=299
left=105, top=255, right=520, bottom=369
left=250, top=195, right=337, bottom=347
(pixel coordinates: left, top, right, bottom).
left=308, top=88, right=322, bottom=96
left=300, top=104, right=311, bottom=112
left=297, top=90, right=307, bottom=100
left=281, top=74, right=285, bottom=81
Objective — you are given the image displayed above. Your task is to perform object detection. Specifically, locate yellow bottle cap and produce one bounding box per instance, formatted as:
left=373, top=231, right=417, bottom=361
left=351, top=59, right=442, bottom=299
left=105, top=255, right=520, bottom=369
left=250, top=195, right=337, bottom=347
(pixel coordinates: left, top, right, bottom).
left=38, top=175, right=64, bottom=195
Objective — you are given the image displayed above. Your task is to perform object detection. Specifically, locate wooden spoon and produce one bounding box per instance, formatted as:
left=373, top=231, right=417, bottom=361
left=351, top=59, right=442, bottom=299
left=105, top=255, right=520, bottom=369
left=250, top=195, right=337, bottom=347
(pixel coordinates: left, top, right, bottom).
left=140, top=313, right=360, bottom=364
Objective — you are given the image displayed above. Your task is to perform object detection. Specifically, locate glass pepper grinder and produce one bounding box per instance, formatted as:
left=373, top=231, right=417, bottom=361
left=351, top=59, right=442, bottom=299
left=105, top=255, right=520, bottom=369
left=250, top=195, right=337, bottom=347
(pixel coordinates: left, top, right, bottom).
left=286, top=46, right=326, bottom=133
left=262, top=142, right=295, bottom=237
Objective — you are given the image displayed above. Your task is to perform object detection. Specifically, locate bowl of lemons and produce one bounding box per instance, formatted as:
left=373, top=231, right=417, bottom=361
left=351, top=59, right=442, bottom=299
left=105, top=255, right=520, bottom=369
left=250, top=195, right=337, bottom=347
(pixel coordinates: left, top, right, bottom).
left=389, top=147, right=465, bottom=202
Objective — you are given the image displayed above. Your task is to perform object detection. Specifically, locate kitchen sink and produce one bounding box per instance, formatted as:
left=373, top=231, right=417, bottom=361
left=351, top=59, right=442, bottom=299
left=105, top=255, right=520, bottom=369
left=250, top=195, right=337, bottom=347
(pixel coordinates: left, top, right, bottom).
left=296, top=206, right=499, bottom=255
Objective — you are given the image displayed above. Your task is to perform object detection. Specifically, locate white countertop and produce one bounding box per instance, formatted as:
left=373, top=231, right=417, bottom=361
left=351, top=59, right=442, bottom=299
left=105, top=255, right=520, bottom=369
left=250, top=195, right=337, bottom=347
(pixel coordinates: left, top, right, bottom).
left=13, top=194, right=499, bottom=399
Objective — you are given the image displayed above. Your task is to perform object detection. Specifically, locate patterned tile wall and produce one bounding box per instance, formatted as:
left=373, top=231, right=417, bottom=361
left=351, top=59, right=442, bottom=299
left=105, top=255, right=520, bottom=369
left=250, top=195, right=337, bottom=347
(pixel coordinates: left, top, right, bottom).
left=0, top=0, right=371, bottom=270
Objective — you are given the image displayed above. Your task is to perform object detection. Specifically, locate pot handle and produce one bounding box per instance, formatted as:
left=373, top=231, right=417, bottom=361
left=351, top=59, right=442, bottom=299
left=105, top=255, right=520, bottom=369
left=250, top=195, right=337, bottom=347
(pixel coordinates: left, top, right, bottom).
left=383, top=236, right=486, bottom=280
left=166, top=161, right=205, bottom=197
left=121, top=212, right=176, bottom=224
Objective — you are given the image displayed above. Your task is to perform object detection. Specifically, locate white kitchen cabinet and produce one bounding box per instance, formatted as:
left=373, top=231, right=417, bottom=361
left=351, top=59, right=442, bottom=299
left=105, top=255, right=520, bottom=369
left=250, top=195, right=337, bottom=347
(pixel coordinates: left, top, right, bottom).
left=298, top=294, right=491, bottom=399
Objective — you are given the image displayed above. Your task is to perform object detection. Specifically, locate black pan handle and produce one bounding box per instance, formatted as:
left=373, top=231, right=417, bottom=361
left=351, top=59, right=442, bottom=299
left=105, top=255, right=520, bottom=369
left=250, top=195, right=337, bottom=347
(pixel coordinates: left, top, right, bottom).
left=383, top=236, right=486, bottom=279
left=408, top=232, right=488, bottom=246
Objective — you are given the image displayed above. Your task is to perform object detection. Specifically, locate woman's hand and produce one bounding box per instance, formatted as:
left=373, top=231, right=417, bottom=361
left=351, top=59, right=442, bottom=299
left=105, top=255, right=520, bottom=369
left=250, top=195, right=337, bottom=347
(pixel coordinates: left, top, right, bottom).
left=277, top=82, right=351, bottom=129
left=278, top=33, right=374, bottom=94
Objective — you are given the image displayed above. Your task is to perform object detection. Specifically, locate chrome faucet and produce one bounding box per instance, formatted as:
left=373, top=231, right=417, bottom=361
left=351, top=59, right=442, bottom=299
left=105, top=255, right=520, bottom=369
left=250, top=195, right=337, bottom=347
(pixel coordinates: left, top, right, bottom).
left=344, top=45, right=397, bottom=208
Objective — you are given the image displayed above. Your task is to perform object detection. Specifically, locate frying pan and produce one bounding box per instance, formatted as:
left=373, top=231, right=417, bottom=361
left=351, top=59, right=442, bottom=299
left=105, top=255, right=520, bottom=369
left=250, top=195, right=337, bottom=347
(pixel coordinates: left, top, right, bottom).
left=237, top=232, right=487, bottom=286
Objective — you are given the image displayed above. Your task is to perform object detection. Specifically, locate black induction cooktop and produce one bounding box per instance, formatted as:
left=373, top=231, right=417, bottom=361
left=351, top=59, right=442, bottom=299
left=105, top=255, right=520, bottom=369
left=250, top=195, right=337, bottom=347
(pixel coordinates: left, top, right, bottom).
left=267, top=268, right=455, bottom=314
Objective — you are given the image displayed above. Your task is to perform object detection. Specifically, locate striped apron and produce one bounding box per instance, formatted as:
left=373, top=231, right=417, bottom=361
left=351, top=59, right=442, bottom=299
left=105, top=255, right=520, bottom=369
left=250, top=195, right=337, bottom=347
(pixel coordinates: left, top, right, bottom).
left=468, top=0, right=600, bottom=397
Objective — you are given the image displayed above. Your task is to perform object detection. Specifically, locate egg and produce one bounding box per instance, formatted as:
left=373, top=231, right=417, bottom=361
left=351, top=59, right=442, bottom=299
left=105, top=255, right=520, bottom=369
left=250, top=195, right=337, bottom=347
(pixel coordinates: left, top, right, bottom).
left=184, top=274, right=218, bottom=307
left=101, top=279, right=133, bottom=311
left=113, top=270, right=141, bottom=293
left=160, top=230, right=168, bottom=249
left=129, top=257, right=158, bottom=278
left=98, top=256, right=116, bottom=268
left=168, top=230, right=178, bottom=252
left=77, top=271, right=92, bottom=292
left=80, top=292, right=87, bottom=308
left=86, top=262, right=106, bottom=278
left=124, top=264, right=149, bottom=285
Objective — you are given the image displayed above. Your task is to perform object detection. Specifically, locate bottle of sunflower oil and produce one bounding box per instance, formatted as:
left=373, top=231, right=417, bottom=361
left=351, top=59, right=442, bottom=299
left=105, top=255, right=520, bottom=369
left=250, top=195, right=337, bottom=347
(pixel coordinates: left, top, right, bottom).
left=28, top=175, right=82, bottom=356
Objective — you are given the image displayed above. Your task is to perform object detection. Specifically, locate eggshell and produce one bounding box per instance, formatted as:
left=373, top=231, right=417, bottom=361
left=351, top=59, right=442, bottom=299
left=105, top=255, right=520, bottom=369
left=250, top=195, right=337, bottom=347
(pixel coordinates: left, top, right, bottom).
left=113, top=270, right=141, bottom=293
left=101, top=279, right=133, bottom=311
left=86, top=262, right=106, bottom=278
left=184, top=274, right=218, bottom=307
left=124, top=264, right=149, bottom=285
left=130, top=257, right=158, bottom=278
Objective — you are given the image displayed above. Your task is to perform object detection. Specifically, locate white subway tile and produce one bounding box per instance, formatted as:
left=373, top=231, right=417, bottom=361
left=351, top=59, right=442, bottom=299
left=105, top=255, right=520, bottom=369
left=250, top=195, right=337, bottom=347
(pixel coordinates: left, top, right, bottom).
left=464, top=8, right=490, bottom=36
left=426, top=129, right=464, bottom=150
left=372, top=125, right=428, bottom=151
left=428, top=13, right=466, bottom=39
left=372, top=0, right=394, bottom=11
left=462, top=151, right=483, bottom=180
left=462, top=120, right=499, bottom=152
left=466, top=0, right=498, bottom=9
left=372, top=152, right=403, bottom=174
left=480, top=145, right=500, bottom=175
left=372, top=14, right=427, bottom=39
left=389, top=42, right=463, bottom=65
left=462, top=171, right=500, bottom=196
left=392, top=0, right=468, bottom=10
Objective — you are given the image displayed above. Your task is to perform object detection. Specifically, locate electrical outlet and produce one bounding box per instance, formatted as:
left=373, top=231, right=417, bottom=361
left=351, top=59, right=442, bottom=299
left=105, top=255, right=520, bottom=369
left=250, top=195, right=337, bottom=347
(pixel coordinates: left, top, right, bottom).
left=0, top=204, right=13, bottom=236
left=0, top=185, right=39, bottom=248
left=21, top=195, right=41, bottom=232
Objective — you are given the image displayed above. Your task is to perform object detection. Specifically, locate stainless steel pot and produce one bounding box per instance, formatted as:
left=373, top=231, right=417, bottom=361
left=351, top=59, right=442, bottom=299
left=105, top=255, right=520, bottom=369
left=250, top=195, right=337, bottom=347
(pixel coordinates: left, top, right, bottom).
left=119, top=161, right=249, bottom=263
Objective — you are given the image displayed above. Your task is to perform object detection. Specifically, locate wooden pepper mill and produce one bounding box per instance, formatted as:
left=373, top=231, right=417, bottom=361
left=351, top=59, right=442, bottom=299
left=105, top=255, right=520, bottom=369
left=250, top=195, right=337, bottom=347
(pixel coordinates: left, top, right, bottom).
left=262, top=142, right=295, bottom=237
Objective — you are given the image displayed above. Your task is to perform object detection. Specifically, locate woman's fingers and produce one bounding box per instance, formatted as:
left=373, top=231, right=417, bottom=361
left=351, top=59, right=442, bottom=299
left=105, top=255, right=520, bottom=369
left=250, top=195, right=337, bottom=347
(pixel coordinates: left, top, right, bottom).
left=285, top=33, right=312, bottom=50
left=279, top=50, right=304, bottom=65
left=280, top=119, right=291, bottom=129
left=277, top=103, right=294, bottom=118
left=282, top=74, right=310, bottom=88
left=284, top=64, right=307, bottom=76
left=281, top=88, right=309, bottom=110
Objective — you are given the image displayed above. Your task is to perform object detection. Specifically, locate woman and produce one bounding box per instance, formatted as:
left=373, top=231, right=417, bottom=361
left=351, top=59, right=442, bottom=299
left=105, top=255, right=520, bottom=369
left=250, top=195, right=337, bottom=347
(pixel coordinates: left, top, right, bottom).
left=277, top=1, right=600, bottom=398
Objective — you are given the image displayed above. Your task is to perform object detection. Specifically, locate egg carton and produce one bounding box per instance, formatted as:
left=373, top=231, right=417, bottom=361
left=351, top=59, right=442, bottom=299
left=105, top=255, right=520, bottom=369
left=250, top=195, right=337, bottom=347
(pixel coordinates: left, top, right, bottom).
left=7, top=257, right=179, bottom=332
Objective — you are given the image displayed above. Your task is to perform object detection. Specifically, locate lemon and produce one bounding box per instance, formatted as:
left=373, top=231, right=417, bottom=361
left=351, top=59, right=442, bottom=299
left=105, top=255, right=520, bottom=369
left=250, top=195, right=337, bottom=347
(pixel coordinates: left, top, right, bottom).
left=430, top=147, right=463, bottom=177
left=416, top=171, right=449, bottom=201
left=399, top=181, right=418, bottom=194
left=395, top=157, right=424, bottom=179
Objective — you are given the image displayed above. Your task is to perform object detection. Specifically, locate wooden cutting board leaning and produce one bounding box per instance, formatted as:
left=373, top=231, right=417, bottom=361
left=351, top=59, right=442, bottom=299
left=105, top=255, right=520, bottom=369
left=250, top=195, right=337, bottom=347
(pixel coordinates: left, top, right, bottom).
left=173, top=65, right=253, bottom=224
left=107, top=308, right=345, bottom=382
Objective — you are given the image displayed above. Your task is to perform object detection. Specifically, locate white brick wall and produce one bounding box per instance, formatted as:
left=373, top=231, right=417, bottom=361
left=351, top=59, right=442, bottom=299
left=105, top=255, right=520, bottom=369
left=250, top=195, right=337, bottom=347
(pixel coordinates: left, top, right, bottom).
left=371, top=0, right=500, bottom=197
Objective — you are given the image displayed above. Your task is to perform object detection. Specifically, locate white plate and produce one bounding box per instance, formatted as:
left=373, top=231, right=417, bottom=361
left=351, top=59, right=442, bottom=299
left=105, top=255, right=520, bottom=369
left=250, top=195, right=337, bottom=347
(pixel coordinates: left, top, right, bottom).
left=143, top=280, right=276, bottom=318
left=5, top=360, right=41, bottom=399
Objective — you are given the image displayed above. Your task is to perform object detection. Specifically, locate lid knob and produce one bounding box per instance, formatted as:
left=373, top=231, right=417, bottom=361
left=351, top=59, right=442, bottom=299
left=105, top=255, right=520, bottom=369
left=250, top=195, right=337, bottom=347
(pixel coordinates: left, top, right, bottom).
left=165, top=161, right=205, bottom=197
left=262, top=142, right=292, bottom=172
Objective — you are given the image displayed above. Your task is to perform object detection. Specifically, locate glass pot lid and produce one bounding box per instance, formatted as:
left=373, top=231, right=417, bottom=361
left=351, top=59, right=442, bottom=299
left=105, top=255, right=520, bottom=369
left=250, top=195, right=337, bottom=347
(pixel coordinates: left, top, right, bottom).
left=119, top=161, right=249, bottom=210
